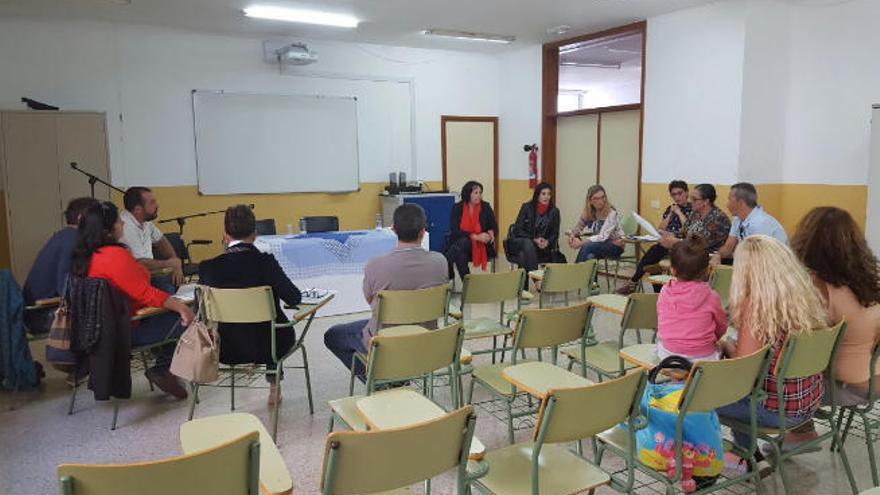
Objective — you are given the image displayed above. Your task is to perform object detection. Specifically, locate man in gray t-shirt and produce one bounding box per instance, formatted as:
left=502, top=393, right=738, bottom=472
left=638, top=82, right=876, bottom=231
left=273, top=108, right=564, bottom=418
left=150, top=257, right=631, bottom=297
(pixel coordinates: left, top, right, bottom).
left=324, top=203, right=448, bottom=380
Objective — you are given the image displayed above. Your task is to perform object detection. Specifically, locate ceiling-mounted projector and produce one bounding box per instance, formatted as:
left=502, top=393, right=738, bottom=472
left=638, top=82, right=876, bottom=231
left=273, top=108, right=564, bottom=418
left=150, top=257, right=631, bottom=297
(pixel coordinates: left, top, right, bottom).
left=263, top=40, right=318, bottom=66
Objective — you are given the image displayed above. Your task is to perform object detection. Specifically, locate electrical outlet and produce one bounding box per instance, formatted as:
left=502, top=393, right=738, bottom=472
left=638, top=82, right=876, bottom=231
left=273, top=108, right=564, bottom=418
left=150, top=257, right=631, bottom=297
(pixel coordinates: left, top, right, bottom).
left=650, top=199, right=660, bottom=209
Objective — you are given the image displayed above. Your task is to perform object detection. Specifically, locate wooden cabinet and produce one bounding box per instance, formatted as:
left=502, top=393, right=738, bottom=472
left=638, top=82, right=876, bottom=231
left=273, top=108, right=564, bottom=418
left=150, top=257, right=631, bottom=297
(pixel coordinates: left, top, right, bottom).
left=0, top=111, right=111, bottom=282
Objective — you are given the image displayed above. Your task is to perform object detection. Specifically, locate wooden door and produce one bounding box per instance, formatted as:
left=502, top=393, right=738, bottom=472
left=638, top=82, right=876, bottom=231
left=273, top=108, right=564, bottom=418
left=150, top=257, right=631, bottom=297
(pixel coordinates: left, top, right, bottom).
left=597, top=110, right=641, bottom=218
left=555, top=114, right=599, bottom=262
left=442, top=116, right=498, bottom=214
left=1, top=113, right=63, bottom=282
left=57, top=113, right=112, bottom=205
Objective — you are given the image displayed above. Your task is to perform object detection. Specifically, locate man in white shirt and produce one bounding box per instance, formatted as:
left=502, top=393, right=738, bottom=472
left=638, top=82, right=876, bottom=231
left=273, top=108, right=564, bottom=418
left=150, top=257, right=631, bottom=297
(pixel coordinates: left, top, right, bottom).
left=121, top=187, right=184, bottom=288
left=714, top=182, right=788, bottom=264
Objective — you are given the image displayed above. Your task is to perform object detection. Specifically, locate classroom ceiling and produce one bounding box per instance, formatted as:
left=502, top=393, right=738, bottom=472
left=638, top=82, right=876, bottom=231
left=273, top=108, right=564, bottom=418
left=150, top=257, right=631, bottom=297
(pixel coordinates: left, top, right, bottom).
left=0, top=0, right=718, bottom=52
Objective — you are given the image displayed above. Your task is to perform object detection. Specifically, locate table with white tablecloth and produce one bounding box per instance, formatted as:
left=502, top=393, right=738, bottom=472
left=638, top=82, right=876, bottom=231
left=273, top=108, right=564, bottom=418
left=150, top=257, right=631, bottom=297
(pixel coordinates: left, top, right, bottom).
left=254, top=228, right=430, bottom=316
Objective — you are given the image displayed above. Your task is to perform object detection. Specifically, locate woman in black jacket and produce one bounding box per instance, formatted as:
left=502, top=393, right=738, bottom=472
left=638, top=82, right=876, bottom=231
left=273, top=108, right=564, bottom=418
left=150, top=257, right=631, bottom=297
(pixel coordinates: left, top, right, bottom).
left=506, top=182, right=562, bottom=286
left=446, top=180, right=498, bottom=280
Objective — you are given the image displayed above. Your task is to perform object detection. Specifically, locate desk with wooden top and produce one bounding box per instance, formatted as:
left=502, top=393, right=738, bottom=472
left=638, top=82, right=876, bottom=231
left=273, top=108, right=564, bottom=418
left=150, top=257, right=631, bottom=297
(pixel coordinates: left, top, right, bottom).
left=353, top=388, right=486, bottom=461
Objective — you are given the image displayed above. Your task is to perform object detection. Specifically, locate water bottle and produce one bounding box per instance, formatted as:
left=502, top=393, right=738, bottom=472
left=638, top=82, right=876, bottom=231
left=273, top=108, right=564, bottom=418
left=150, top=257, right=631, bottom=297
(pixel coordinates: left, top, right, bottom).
left=286, top=223, right=293, bottom=235
left=299, top=218, right=307, bottom=234
left=375, top=213, right=383, bottom=230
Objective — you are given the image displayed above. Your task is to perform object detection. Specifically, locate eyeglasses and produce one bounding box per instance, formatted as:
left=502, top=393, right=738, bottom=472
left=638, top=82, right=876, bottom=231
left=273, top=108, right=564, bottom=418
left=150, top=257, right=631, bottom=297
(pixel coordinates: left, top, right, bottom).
left=671, top=190, right=687, bottom=197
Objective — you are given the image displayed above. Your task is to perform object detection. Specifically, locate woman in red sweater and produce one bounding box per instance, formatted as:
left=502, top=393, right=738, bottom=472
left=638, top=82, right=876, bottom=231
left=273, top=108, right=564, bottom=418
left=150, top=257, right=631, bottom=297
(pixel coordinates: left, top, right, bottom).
left=70, top=201, right=194, bottom=399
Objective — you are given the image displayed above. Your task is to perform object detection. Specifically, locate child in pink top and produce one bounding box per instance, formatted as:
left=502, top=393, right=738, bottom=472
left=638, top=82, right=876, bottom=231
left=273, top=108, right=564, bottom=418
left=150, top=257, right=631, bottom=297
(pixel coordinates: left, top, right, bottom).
left=656, top=236, right=727, bottom=361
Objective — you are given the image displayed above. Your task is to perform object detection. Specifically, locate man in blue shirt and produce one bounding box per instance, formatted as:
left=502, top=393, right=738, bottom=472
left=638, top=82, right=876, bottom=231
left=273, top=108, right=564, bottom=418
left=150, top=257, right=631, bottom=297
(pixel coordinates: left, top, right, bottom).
left=23, top=197, right=98, bottom=305
left=715, top=183, right=787, bottom=263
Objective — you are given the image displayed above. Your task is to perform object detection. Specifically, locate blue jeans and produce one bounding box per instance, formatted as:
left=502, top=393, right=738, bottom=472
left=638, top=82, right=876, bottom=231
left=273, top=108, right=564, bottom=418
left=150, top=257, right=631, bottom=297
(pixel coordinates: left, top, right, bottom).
left=576, top=241, right=624, bottom=262
left=132, top=311, right=183, bottom=372
left=324, top=319, right=369, bottom=381
left=717, top=397, right=812, bottom=451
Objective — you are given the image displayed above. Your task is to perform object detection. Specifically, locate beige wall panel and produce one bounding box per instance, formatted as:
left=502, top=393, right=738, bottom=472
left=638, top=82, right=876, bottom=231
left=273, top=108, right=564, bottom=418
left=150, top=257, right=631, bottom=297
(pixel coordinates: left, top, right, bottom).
left=556, top=114, right=598, bottom=262
left=57, top=113, right=112, bottom=204
left=444, top=120, right=496, bottom=208
left=598, top=109, right=641, bottom=218
left=2, top=113, right=63, bottom=281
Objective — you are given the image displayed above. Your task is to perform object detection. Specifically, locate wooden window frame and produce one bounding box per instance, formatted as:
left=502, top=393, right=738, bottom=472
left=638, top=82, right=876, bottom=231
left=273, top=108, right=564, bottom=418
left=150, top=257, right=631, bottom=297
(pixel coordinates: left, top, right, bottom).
left=541, top=21, right=647, bottom=209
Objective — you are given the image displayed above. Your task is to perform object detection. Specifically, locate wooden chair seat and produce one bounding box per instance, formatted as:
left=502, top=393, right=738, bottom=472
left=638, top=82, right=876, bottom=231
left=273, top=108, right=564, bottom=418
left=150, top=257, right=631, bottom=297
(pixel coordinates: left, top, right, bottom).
left=502, top=361, right=593, bottom=399
left=478, top=442, right=610, bottom=495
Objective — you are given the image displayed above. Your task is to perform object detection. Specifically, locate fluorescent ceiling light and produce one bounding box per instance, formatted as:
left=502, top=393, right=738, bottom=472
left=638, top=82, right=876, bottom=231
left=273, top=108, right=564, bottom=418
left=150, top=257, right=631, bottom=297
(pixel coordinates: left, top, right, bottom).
left=243, top=6, right=359, bottom=28
left=561, top=62, right=621, bottom=69
left=423, top=29, right=515, bottom=44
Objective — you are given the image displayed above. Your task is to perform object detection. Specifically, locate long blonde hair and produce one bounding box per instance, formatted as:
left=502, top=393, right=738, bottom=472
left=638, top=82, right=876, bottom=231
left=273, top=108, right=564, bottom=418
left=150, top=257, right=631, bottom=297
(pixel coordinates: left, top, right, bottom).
left=582, top=184, right=613, bottom=221
left=729, top=235, right=829, bottom=345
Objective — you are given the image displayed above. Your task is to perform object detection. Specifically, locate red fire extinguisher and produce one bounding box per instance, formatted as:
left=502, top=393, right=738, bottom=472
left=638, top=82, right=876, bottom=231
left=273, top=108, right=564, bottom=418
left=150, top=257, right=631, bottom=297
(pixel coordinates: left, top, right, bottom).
left=525, top=144, right=539, bottom=189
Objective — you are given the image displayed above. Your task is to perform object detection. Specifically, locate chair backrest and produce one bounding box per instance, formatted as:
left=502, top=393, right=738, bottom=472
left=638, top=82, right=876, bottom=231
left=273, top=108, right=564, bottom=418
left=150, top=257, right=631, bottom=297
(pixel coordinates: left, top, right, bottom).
left=709, top=265, right=733, bottom=307
left=776, top=321, right=846, bottom=379
left=58, top=431, right=260, bottom=495
left=164, top=232, right=189, bottom=261
left=320, top=406, right=475, bottom=494
left=376, top=284, right=450, bottom=327
left=621, top=293, right=659, bottom=330
left=620, top=212, right=639, bottom=236
left=680, top=346, right=771, bottom=413
left=541, top=261, right=597, bottom=294
left=535, top=370, right=646, bottom=444
left=199, top=286, right=276, bottom=324
left=461, top=269, right=524, bottom=305
left=303, top=216, right=340, bottom=233
left=368, top=323, right=463, bottom=383
left=255, top=219, right=277, bottom=236
left=515, top=302, right=591, bottom=350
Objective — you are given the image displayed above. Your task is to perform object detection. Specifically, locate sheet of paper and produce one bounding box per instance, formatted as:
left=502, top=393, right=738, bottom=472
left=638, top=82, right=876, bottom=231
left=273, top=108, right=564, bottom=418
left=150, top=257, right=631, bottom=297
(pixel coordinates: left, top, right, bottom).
left=631, top=212, right=661, bottom=238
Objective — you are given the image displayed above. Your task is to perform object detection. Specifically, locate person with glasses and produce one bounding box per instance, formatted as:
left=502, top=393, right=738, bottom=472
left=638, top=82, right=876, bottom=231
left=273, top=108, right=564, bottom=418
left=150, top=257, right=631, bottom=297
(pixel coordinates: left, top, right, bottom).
left=565, top=184, right=625, bottom=263
left=658, top=183, right=731, bottom=254
left=714, top=182, right=787, bottom=265
left=617, top=180, right=692, bottom=294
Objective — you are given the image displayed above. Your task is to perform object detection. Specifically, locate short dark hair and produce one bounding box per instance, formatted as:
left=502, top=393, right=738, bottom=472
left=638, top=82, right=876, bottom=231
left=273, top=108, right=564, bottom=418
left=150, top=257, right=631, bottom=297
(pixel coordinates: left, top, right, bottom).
left=670, top=235, right=709, bottom=281
left=459, top=181, right=484, bottom=205
left=693, top=183, right=717, bottom=204
left=123, top=186, right=152, bottom=212
left=65, top=197, right=99, bottom=225
left=730, top=182, right=758, bottom=208
left=224, top=205, right=256, bottom=240
left=392, top=203, right=426, bottom=242
left=668, top=180, right=688, bottom=193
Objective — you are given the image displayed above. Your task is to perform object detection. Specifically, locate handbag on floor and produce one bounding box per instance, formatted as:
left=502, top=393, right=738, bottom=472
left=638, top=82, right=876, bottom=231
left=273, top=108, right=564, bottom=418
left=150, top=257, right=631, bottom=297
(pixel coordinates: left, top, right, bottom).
left=635, top=356, right=723, bottom=492
left=170, top=307, right=219, bottom=384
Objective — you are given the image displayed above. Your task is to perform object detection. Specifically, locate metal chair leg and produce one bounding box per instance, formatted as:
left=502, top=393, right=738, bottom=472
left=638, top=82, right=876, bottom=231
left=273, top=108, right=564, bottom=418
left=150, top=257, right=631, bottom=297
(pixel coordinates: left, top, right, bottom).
left=111, top=399, right=119, bottom=431
left=506, top=399, right=515, bottom=444
left=187, top=383, right=199, bottom=420
left=861, top=411, right=879, bottom=487
left=301, top=346, right=314, bottom=414
left=67, top=380, right=78, bottom=415
left=230, top=365, right=236, bottom=411
left=141, top=352, right=154, bottom=391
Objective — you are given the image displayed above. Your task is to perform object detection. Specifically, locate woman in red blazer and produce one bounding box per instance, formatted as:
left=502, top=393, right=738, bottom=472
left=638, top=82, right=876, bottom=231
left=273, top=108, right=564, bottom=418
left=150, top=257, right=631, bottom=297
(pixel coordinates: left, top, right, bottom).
left=70, top=201, right=194, bottom=399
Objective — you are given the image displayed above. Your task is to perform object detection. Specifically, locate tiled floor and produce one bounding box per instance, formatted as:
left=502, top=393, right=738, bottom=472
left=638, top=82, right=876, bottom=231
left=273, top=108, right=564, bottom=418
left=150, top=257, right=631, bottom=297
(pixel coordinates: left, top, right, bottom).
left=1, top=286, right=876, bottom=494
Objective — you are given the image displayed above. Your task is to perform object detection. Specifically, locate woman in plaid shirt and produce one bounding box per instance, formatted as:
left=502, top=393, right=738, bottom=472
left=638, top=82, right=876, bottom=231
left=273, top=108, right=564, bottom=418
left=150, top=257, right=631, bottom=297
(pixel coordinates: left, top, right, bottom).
left=718, top=235, right=829, bottom=461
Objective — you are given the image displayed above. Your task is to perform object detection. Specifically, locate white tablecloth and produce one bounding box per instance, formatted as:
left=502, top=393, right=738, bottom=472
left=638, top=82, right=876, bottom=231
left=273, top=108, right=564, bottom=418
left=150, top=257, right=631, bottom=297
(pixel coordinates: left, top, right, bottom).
left=255, top=228, right=430, bottom=316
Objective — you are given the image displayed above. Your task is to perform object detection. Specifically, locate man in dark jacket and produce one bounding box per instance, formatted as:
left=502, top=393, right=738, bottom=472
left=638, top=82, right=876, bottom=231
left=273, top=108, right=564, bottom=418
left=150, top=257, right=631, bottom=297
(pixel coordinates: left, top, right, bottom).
left=198, top=205, right=301, bottom=403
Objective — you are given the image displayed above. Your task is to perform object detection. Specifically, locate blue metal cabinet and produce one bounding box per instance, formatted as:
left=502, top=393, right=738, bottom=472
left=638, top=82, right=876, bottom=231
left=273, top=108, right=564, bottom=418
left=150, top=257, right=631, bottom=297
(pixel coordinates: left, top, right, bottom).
left=380, top=193, right=455, bottom=252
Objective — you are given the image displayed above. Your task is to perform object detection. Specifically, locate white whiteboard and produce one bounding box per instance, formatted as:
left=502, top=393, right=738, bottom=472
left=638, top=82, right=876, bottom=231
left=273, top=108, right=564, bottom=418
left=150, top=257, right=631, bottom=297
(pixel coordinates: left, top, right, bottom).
left=193, top=91, right=360, bottom=194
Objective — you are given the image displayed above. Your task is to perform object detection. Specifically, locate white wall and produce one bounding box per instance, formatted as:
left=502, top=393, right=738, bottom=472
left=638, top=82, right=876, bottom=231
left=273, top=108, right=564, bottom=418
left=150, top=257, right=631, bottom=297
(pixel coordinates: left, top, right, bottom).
left=498, top=46, right=543, bottom=180
left=783, top=0, right=880, bottom=185
left=737, top=0, right=790, bottom=183
left=0, top=17, right=503, bottom=187
left=642, top=0, right=747, bottom=184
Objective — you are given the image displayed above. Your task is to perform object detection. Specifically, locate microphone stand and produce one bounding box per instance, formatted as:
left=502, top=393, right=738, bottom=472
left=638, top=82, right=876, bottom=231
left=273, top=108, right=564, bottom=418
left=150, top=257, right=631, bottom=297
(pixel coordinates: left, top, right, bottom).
left=158, top=204, right=255, bottom=236
left=69, top=162, right=124, bottom=198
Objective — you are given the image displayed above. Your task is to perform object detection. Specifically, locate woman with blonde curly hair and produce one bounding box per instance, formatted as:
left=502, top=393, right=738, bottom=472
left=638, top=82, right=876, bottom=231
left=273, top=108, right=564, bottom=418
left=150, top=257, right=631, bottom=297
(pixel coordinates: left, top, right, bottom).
left=718, top=235, right=829, bottom=457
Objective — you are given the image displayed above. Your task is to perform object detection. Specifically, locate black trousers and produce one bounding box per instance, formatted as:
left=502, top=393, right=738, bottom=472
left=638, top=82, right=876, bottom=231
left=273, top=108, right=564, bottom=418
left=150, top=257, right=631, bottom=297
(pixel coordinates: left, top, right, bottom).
left=630, top=244, right=670, bottom=282
left=446, top=237, right=475, bottom=279
left=507, top=238, right=554, bottom=287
